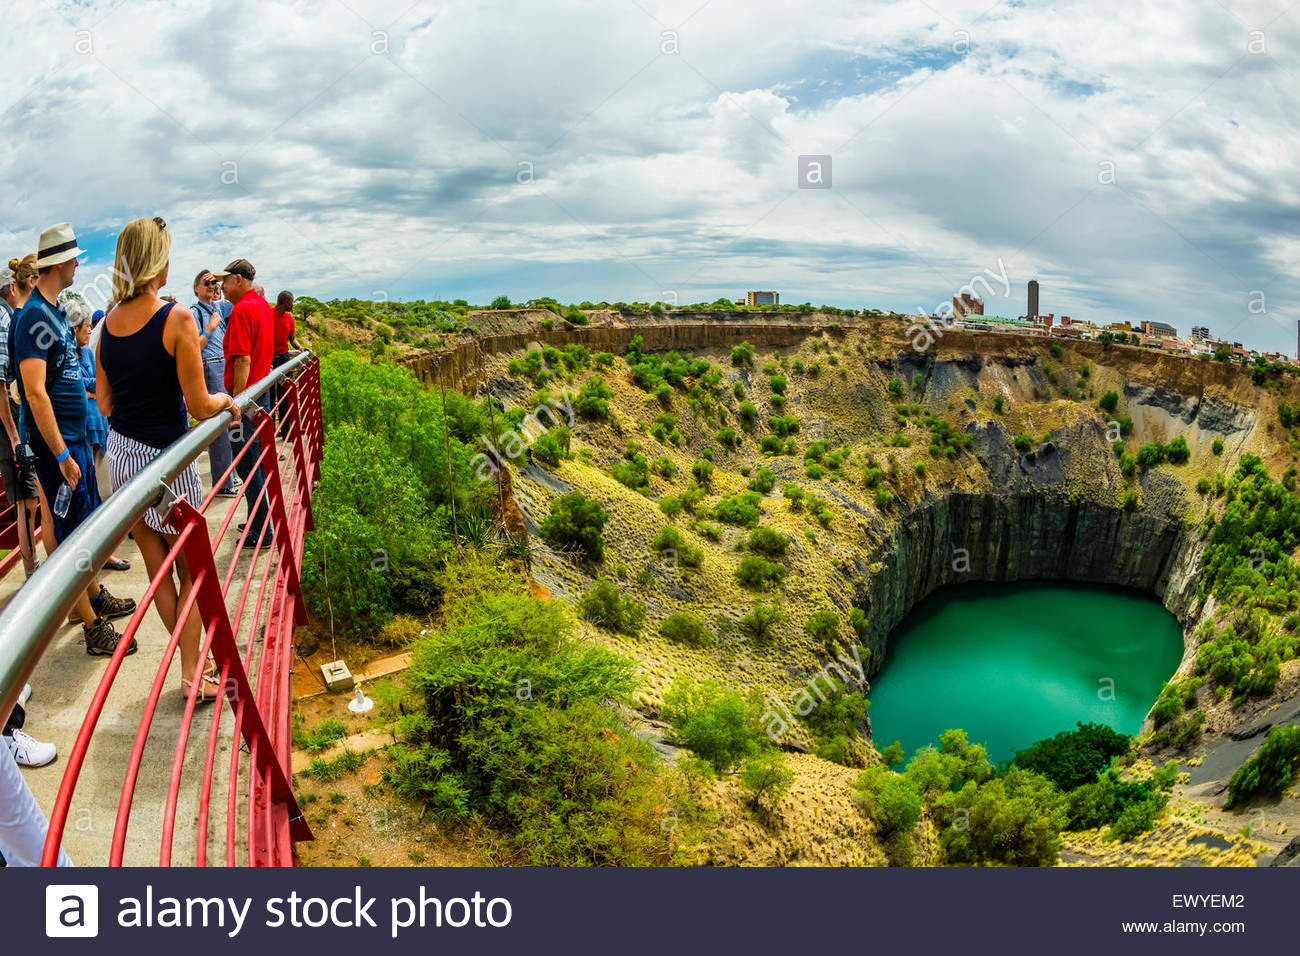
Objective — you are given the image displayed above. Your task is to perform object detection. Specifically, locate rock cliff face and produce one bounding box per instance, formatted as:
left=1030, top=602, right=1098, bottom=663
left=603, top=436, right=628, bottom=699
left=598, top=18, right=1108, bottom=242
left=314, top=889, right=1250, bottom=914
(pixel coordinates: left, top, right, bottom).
left=849, top=491, right=1209, bottom=678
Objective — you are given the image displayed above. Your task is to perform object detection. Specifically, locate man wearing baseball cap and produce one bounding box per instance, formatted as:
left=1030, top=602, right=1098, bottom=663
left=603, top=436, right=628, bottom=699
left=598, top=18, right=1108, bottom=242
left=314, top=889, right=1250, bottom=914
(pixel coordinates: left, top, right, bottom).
left=13, top=224, right=136, bottom=656
left=216, top=258, right=274, bottom=547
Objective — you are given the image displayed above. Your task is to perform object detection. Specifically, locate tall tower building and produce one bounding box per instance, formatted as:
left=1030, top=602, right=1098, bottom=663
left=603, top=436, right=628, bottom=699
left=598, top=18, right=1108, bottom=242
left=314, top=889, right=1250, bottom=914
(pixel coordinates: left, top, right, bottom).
left=1027, top=279, right=1039, bottom=320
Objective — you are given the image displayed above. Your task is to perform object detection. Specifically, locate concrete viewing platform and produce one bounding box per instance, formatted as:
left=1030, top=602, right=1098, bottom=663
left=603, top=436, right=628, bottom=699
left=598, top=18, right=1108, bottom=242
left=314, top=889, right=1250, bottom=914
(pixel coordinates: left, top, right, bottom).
left=1, top=457, right=283, bottom=867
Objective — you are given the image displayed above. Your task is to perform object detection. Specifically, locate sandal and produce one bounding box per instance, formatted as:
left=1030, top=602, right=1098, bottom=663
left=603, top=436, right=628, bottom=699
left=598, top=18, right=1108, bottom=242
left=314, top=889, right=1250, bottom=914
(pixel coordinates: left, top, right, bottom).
left=181, top=674, right=223, bottom=705
left=103, top=556, right=131, bottom=571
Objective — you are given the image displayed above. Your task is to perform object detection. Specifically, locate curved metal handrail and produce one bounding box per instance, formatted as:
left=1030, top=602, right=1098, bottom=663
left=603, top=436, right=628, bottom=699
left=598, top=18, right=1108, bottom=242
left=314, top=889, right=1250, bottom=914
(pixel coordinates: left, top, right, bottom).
left=0, top=349, right=315, bottom=725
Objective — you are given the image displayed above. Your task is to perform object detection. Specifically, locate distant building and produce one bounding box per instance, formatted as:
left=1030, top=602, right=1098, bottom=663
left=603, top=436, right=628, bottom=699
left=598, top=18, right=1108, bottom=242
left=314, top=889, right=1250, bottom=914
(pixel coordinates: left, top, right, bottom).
left=747, top=291, right=779, bottom=306
left=1027, top=280, right=1039, bottom=323
left=953, top=294, right=984, bottom=318
left=1191, top=325, right=1211, bottom=342
left=1140, top=319, right=1177, bottom=337
left=1030, top=313, right=1055, bottom=331
left=734, top=299, right=745, bottom=306
left=1104, top=321, right=1133, bottom=333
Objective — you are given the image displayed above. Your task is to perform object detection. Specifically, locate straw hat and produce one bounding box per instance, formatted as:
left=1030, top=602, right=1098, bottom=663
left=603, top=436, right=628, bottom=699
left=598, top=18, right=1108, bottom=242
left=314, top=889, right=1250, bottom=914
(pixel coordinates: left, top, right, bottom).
left=34, top=223, right=86, bottom=268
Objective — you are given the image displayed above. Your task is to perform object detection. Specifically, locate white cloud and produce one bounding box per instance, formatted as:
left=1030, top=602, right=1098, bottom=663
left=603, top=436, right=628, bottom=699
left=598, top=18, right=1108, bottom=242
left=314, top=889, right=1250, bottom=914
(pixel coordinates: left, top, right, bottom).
left=0, top=0, right=1296, bottom=351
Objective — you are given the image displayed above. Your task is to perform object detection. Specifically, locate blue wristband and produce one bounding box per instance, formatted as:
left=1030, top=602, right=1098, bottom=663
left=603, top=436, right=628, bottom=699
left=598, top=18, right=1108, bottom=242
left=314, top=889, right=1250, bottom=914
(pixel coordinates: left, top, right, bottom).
left=56, top=447, right=70, bottom=463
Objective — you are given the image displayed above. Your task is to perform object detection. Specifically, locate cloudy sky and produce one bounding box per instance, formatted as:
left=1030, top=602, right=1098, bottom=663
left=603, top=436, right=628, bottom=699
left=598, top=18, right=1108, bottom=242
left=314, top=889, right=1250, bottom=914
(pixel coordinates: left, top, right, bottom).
left=2, top=0, right=1298, bottom=353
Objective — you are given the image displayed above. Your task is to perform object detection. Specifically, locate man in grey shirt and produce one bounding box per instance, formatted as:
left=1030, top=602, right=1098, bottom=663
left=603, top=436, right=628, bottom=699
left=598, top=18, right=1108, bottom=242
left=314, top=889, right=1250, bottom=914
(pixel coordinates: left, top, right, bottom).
left=192, top=268, right=238, bottom=496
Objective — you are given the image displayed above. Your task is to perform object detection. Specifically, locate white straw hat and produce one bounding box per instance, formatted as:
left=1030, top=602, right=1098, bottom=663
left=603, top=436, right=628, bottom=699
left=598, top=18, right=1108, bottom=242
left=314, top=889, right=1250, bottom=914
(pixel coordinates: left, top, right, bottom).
left=34, top=222, right=86, bottom=268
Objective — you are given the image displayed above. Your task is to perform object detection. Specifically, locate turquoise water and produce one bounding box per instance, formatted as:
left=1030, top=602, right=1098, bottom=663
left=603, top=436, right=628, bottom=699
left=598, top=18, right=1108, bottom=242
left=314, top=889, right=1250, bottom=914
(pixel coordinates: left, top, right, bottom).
left=868, top=583, right=1185, bottom=764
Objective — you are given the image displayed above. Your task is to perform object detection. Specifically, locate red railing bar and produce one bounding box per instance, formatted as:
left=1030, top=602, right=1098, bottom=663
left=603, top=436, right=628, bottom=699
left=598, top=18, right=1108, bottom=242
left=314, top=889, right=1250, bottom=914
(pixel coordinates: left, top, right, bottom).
left=156, top=569, right=213, bottom=865
left=44, top=525, right=195, bottom=866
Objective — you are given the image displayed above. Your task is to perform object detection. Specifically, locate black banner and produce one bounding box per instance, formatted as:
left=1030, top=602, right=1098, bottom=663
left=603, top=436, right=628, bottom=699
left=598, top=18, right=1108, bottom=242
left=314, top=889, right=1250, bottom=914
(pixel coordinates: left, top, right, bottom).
left=4, top=866, right=1291, bottom=952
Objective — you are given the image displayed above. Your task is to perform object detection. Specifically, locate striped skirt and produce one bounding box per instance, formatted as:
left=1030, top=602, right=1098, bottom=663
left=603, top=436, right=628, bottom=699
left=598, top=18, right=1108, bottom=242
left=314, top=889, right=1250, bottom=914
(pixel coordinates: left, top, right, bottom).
left=106, top=428, right=204, bottom=535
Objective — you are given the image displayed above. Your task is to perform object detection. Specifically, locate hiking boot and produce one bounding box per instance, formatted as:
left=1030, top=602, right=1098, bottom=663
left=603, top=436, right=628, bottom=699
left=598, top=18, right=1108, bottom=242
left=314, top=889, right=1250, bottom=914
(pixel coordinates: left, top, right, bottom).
left=84, top=617, right=137, bottom=658
left=93, top=587, right=137, bottom=621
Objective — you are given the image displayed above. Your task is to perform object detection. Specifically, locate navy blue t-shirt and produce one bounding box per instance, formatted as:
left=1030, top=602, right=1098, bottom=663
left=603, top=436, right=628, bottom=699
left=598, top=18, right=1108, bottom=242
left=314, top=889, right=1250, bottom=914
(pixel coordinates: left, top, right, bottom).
left=12, top=288, right=86, bottom=444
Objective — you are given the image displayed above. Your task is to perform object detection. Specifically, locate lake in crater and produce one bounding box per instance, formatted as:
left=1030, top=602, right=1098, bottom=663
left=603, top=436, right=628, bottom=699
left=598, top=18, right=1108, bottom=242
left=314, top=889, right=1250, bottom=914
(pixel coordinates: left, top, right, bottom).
left=868, top=582, right=1185, bottom=763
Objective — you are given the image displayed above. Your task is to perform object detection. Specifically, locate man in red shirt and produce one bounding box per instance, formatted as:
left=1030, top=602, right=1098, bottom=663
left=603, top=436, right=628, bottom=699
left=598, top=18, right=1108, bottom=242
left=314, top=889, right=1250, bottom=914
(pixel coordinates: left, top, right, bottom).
left=270, top=291, right=301, bottom=437
left=214, top=258, right=274, bottom=547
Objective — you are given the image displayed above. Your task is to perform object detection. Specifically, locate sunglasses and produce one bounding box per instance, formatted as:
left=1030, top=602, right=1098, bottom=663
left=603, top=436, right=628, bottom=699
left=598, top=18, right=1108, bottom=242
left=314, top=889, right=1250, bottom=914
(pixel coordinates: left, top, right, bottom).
left=204, top=279, right=220, bottom=287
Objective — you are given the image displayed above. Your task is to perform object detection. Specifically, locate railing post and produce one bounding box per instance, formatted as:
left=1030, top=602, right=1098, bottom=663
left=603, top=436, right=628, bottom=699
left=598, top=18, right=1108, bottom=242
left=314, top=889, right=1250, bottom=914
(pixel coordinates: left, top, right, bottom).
left=165, top=497, right=311, bottom=849
left=251, top=407, right=309, bottom=627
left=283, top=377, right=315, bottom=533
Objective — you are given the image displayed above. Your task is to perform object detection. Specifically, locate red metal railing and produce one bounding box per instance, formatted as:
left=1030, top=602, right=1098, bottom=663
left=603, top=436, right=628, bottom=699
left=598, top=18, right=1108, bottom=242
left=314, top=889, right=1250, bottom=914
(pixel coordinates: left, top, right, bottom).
left=27, top=356, right=323, bottom=866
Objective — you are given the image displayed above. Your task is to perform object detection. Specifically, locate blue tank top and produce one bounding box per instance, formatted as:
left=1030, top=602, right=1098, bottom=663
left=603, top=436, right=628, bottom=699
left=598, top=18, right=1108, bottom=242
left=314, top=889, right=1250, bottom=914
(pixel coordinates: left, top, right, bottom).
left=100, top=301, right=189, bottom=449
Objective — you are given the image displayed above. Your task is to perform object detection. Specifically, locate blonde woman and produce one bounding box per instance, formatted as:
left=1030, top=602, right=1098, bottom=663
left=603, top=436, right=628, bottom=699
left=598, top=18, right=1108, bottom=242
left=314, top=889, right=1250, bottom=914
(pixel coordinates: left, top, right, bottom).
left=96, top=218, right=241, bottom=703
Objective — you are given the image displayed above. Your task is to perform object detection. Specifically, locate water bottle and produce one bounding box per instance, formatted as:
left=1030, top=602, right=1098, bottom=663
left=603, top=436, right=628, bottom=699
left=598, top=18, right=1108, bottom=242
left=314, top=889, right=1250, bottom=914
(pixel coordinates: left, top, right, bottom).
left=54, top=482, right=72, bottom=519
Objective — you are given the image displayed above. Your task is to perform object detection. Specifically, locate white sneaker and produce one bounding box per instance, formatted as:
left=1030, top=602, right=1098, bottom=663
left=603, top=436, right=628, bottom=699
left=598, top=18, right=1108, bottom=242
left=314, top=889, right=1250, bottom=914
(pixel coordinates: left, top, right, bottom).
left=17, top=683, right=31, bottom=707
left=5, top=729, right=57, bottom=768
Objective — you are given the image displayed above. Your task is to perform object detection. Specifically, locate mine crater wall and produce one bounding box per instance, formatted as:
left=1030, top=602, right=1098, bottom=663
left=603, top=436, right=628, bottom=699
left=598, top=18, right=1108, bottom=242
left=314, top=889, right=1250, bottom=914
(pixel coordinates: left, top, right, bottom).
left=850, top=492, right=1207, bottom=680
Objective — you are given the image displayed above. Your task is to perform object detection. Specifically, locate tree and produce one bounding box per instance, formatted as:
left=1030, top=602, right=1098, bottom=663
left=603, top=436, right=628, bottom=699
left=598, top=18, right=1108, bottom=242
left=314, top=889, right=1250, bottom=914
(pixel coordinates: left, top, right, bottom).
left=739, top=602, right=783, bottom=641
left=539, top=492, right=609, bottom=562
left=1226, top=724, right=1300, bottom=809
left=855, top=764, right=922, bottom=837
left=880, top=741, right=905, bottom=767
left=489, top=295, right=512, bottom=309
left=1013, top=722, right=1130, bottom=792
left=746, top=526, right=790, bottom=558
left=577, top=579, right=646, bottom=634
left=935, top=767, right=1066, bottom=866
left=804, top=610, right=840, bottom=646
left=887, top=378, right=904, bottom=398
left=735, top=554, right=785, bottom=590
left=1166, top=435, right=1190, bottom=464
left=662, top=679, right=758, bottom=774
left=575, top=376, right=613, bottom=419
left=1098, top=391, right=1119, bottom=413
left=740, top=751, right=794, bottom=810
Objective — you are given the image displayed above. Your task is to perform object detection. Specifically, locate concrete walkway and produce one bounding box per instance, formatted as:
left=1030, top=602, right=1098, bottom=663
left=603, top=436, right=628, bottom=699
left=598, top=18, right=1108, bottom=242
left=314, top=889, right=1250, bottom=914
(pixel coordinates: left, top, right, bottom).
left=1, top=457, right=282, bottom=867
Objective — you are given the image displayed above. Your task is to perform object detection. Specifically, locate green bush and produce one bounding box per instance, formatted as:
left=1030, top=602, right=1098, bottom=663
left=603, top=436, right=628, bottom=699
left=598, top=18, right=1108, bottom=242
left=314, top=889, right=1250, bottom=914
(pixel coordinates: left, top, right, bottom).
left=691, top=459, right=715, bottom=485
left=739, top=602, right=783, bottom=641
left=1013, top=722, right=1131, bottom=791
left=611, top=454, right=650, bottom=491
left=575, top=376, right=614, bottom=419
left=663, top=679, right=759, bottom=773
left=1225, top=724, right=1300, bottom=809
left=887, top=378, right=904, bottom=398
left=738, top=401, right=758, bottom=428
left=874, top=488, right=895, bottom=509
left=1212, top=437, right=1224, bottom=455
left=658, top=495, right=683, bottom=519
left=653, top=526, right=703, bottom=568
left=731, top=342, right=755, bottom=367
left=739, top=751, right=793, bottom=809
left=1013, top=433, right=1033, bottom=453
left=539, top=491, right=609, bottom=562
left=388, top=560, right=676, bottom=864
left=804, top=610, right=840, bottom=646
left=716, top=427, right=739, bottom=451
left=768, top=415, right=800, bottom=437
left=1098, top=391, right=1119, bottom=413
left=1166, top=435, right=1190, bottom=464
left=659, top=611, right=713, bottom=647
left=1136, top=442, right=1165, bottom=468
left=735, top=554, right=786, bottom=590
left=855, top=764, right=922, bottom=837
left=577, top=579, right=646, bottom=635
left=649, top=455, right=677, bottom=478
left=748, top=467, right=776, bottom=494
left=769, top=374, right=787, bottom=395
left=532, top=426, right=571, bottom=468
left=302, top=423, right=445, bottom=638
left=713, top=491, right=763, bottom=527
left=746, top=526, right=790, bottom=558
